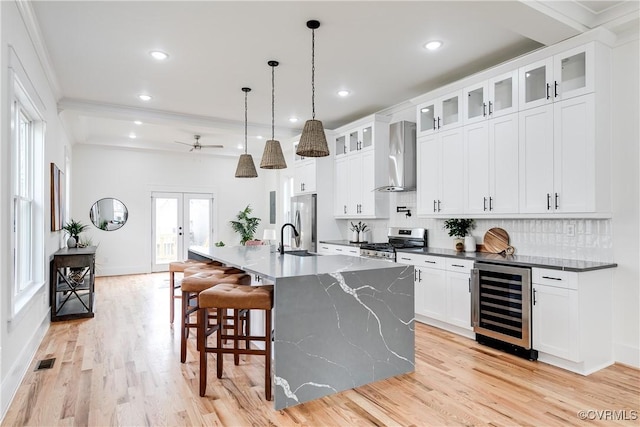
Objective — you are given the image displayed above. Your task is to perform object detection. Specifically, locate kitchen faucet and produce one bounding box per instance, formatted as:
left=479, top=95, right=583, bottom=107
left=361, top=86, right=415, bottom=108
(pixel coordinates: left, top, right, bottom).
left=279, top=223, right=299, bottom=254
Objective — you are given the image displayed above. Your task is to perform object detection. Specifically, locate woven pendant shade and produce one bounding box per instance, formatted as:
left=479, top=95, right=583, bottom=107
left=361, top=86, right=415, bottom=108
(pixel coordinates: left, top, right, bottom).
left=235, top=153, right=258, bottom=178
left=235, top=87, right=258, bottom=178
left=297, top=119, right=329, bottom=157
left=260, top=60, right=287, bottom=170
left=260, top=139, right=287, bottom=169
left=296, top=20, right=330, bottom=158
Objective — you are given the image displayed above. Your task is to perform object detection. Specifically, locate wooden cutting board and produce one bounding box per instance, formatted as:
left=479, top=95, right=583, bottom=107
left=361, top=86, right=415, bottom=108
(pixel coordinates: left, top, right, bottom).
left=483, top=227, right=510, bottom=254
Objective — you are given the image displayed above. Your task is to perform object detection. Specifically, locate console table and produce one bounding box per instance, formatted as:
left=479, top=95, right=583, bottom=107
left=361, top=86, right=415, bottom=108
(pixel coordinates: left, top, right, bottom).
left=50, top=246, right=97, bottom=321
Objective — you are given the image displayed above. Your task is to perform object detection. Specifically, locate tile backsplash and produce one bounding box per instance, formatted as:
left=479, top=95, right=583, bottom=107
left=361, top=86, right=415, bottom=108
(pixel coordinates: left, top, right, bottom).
left=338, top=192, right=613, bottom=262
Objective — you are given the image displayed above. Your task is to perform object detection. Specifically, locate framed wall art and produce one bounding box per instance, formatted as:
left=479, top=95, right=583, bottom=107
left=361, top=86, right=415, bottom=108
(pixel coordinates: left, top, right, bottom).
left=50, top=163, right=64, bottom=231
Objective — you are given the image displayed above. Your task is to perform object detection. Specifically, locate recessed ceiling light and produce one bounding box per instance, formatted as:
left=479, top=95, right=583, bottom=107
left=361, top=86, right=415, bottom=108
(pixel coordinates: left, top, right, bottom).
left=421, top=107, right=430, bottom=113
left=337, top=90, right=350, bottom=97
left=134, top=120, right=142, bottom=125
left=237, top=144, right=243, bottom=150
left=129, top=133, right=136, bottom=139
left=256, top=135, right=263, bottom=140
left=424, top=40, right=443, bottom=51
left=138, top=94, right=152, bottom=101
left=150, top=51, right=169, bottom=60
left=289, top=117, right=298, bottom=123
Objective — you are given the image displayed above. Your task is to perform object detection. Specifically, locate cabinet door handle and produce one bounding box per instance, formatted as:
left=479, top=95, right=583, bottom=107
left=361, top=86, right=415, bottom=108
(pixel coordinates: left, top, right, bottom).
left=555, top=193, right=559, bottom=210
left=541, top=276, right=562, bottom=281
left=533, top=288, right=537, bottom=305
left=400, top=257, right=411, bottom=261
left=336, top=248, right=343, bottom=252
left=437, top=117, right=441, bottom=129
left=424, top=260, right=436, bottom=264
left=451, top=264, right=465, bottom=268
left=546, top=83, right=551, bottom=100
left=489, top=197, right=493, bottom=211
left=482, top=102, right=487, bottom=117
left=483, top=197, right=487, bottom=211
left=433, top=200, right=437, bottom=213
left=554, top=81, right=559, bottom=98
left=437, top=200, right=441, bottom=212
left=344, top=205, right=347, bottom=214
left=547, top=193, right=551, bottom=210
left=468, top=277, right=471, bottom=293
left=488, top=101, right=493, bottom=115
left=343, top=146, right=347, bottom=154
left=418, top=269, right=422, bottom=282
left=433, top=118, right=436, bottom=130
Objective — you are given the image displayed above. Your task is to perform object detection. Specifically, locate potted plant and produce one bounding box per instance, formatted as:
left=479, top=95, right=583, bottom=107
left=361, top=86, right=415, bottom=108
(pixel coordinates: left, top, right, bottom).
left=443, top=218, right=475, bottom=252
left=62, top=219, right=89, bottom=248
left=230, top=205, right=261, bottom=245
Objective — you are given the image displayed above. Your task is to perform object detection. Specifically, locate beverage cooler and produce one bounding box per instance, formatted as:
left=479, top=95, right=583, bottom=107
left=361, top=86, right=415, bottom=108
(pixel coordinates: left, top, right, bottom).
left=471, top=262, right=538, bottom=360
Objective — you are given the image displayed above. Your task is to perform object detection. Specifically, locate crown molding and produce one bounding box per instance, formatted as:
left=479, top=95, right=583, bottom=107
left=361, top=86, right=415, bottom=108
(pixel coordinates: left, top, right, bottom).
left=58, top=98, right=299, bottom=138
left=15, top=0, right=62, bottom=100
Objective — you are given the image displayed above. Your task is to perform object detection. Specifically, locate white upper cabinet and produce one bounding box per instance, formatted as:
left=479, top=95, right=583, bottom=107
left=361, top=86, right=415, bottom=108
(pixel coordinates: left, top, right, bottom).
left=293, top=142, right=317, bottom=195
left=463, top=70, right=518, bottom=126
left=333, top=114, right=389, bottom=219
left=416, top=90, right=463, bottom=138
left=519, top=43, right=595, bottom=110
left=417, top=128, right=465, bottom=216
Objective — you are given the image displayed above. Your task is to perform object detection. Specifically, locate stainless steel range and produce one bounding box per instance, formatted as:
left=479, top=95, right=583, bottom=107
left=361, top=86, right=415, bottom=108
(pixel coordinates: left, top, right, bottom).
left=360, top=227, right=427, bottom=261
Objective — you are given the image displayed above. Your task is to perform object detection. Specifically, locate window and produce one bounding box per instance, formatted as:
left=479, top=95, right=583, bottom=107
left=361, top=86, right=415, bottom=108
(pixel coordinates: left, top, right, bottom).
left=10, top=61, right=45, bottom=317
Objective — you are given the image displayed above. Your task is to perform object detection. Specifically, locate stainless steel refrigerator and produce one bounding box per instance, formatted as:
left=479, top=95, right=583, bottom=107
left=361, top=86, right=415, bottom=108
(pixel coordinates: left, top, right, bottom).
left=290, top=194, right=317, bottom=252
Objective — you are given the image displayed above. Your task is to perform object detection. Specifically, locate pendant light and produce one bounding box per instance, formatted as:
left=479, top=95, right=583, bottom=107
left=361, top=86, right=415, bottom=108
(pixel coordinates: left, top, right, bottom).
left=296, top=20, right=330, bottom=158
left=260, top=60, right=287, bottom=169
left=235, top=87, right=258, bottom=178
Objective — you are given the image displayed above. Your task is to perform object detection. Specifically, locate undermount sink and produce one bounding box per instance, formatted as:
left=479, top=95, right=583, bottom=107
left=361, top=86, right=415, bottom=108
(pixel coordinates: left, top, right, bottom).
left=284, top=250, right=318, bottom=257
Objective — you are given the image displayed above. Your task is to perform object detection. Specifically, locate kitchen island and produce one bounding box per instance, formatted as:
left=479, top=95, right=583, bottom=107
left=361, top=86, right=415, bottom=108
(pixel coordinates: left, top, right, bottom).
left=189, top=245, right=414, bottom=410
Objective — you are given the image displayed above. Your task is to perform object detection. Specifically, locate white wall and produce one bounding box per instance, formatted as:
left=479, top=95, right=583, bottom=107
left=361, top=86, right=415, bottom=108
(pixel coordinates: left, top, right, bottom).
left=72, top=145, right=272, bottom=275
left=0, top=1, right=70, bottom=418
left=611, top=38, right=639, bottom=367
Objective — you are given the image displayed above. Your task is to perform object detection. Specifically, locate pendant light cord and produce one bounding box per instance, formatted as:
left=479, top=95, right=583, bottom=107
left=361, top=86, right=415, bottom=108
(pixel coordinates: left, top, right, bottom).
left=244, top=90, right=248, bottom=154
left=311, top=28, right=316, bottom=120
left=271, top=63, right=275, bottom=140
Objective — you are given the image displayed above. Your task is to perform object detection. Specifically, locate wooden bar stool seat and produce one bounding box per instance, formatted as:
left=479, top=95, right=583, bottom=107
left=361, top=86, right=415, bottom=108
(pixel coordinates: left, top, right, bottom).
left=180, top=272, right=251, bottom=363
left=183, top=264, right=243, bottom=277
left=169, top=259, right=217, bottom=324
left=198, top=284, right=273, bottom=400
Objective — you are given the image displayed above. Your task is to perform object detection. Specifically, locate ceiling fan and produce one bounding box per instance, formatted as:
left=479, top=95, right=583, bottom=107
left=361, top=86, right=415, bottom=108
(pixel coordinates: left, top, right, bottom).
left=174, top=135, right=223, bottom=152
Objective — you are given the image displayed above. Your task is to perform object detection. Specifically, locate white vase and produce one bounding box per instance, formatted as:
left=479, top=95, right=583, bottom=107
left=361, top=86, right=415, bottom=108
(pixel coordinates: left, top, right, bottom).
left=352, top=230, right=359, bottom=242
left=359, top=230, right=366, bottom=242
left=67, top=236, right=77, bottom=248
left=464, top=235, right=477, bottom=253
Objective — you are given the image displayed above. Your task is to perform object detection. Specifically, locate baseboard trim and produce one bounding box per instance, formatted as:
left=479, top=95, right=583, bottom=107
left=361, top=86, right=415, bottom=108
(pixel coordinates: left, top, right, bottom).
left=615, top=342, right=640, bottom=368
left=96, top=266, right=150, bottom=277
left=0, top=309, right=50, bottom=422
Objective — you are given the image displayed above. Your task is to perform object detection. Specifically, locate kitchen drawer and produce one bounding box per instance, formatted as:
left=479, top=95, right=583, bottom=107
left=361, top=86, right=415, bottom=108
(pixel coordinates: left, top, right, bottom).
left=396, top=253, right=445, bottom=270
left=445, top=258, right=474, bottom=272
left=532, top=268, right=577, bottom=290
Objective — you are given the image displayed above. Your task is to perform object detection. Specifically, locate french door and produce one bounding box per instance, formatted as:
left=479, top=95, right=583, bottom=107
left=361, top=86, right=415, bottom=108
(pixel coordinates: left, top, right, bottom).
left=151, top=192, right=214, bottom=272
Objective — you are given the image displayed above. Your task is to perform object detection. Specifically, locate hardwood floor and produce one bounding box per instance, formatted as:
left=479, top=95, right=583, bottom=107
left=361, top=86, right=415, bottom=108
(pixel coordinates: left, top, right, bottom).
left=3, top=273, right=639, bottom=426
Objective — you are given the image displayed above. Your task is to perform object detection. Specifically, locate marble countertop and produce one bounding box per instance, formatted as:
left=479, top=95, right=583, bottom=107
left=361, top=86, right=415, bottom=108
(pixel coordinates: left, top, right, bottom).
left=189, top=245, right=402, bottom=281
left=396, top=247, right=617, bottom=272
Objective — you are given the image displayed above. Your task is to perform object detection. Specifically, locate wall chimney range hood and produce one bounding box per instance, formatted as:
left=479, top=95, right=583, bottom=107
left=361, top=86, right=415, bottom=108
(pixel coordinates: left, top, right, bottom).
left=375, top=121, right=417, bottom=192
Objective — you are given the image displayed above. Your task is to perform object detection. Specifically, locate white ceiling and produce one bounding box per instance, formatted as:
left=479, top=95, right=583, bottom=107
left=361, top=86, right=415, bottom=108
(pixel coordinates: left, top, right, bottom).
left=29, top=0, right=639, bottom=158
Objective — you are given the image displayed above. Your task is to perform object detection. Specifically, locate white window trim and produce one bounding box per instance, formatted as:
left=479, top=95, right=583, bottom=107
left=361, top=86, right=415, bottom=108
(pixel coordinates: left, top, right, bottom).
left=8, top=47, right=46, bottom=319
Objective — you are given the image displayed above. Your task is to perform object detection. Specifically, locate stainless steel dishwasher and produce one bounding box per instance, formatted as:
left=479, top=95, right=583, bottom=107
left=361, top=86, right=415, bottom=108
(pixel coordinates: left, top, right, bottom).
left=471, top=262, right=538, bottom=360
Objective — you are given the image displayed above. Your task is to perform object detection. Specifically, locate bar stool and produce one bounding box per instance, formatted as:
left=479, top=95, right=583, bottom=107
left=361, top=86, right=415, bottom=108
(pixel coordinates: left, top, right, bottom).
left=183, top=264, right=240, bottom=278
left=198, top=284, right=273, bottom=400
left=169, top=260, right=215, bottom=323
left=180, top=271, right=250, bottom=363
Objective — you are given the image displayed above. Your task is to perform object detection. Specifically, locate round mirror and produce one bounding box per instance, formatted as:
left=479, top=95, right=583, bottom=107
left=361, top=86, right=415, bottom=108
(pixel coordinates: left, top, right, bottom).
left=90, top=198, right=128, bottom=231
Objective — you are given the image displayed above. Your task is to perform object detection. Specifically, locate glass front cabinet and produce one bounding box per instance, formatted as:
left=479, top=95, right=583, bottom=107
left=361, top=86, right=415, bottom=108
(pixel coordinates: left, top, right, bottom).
left=463, top=70, right=518, bottom=125
left=416, top=90, right=463, bottom=138
left=519, top=43, right=594, bottom=110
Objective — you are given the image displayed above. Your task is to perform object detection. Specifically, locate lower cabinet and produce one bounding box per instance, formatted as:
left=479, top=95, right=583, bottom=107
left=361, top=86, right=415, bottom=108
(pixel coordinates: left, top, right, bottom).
left=317, top=243, right=360, bottom=257
left=397, top=253, right=473, bottom=337
left=531, top=267, right=613, bottom=375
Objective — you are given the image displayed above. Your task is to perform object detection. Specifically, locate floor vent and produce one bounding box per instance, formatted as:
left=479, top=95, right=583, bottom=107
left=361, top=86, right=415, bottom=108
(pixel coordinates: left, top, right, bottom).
left=35, top=358, right=55, bottom=371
